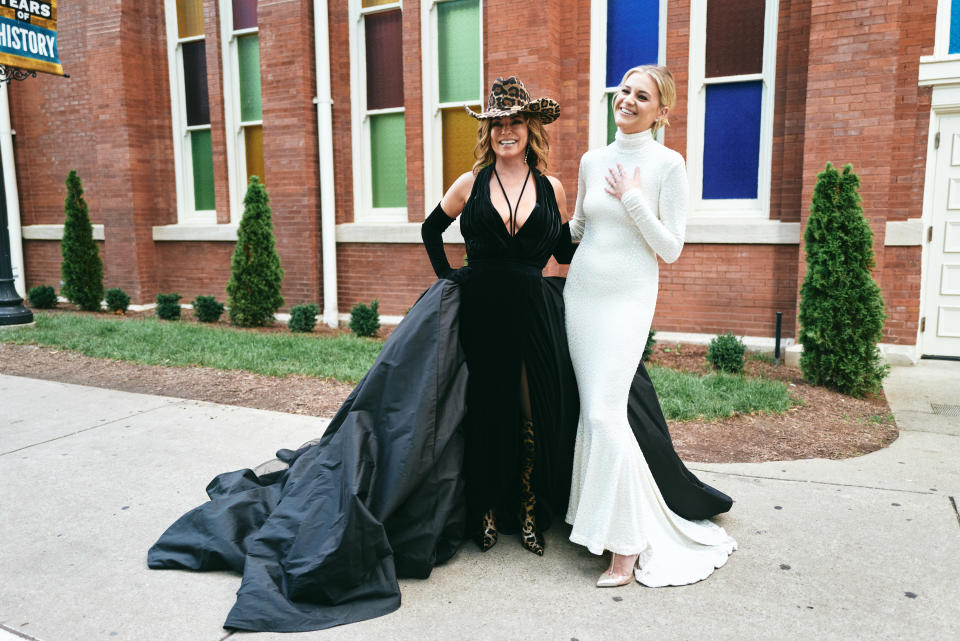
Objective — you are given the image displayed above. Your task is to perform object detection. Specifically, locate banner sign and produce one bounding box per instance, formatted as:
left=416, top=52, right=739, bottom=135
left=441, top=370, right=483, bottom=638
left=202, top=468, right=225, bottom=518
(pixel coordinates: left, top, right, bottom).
left=0, top=1, right=62, bottom=76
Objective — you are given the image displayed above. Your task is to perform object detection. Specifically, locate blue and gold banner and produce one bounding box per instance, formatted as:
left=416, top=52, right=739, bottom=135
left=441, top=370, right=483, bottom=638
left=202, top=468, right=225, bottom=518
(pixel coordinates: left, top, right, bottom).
left=0, top=1, right=62, bottom=76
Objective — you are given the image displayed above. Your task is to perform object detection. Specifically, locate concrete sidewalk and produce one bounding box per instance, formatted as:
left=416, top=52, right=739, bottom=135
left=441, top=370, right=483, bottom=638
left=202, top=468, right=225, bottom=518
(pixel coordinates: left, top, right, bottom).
left=0, top=361, right=958, bottom=641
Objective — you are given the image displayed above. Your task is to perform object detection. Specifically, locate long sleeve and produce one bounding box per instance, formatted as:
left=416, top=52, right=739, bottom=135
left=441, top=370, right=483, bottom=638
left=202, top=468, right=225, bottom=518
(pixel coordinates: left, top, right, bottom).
left=421, top=203, right=455, bottom=279
left=569, top=159, right=587, bottom=242
left=619, top=157, right=687, bottom=264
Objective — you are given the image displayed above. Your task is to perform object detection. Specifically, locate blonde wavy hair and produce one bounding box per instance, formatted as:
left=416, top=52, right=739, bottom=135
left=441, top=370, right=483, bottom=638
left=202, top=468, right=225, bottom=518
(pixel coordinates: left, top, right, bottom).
left=471, top=114, right=550, bottom=173
left=620, top=64, right=676, bottom=135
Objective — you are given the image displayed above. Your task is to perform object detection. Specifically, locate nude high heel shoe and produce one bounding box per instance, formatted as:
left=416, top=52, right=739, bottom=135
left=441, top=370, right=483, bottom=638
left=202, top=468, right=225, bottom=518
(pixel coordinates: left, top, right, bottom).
left=596, top=552, right=640, bottom=587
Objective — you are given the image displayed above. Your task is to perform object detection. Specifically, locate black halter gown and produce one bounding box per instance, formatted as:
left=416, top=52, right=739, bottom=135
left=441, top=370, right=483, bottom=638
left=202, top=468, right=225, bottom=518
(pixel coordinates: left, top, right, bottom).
left=146, top=166, right=732, bottom=634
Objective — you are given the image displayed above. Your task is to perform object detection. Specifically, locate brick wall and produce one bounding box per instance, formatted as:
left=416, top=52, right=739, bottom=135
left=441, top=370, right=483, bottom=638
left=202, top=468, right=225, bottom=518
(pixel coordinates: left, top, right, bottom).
left=7, top=0, right=936, bottom=345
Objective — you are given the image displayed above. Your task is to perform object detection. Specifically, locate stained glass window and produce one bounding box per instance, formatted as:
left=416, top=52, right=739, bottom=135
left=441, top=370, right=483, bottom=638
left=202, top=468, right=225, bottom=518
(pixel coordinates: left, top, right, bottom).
left=176, top=0, right=204, bottom=39
left=606, top=0, right=659, bottom=88
left=438, top=0, right=480, bottom=104
left=232, top=0, right=257, bottom=30
left=441, top=108, right=477, bottom=193
left=365, top=10, right=403, bottom=110
left=702, top=82, right=762, bottom=199
left=370, top=113, right=407, bottom=207
left=237, top=34, right=262, bottom=122
left=951, top=0, right=960, bottom=54
left=191, top=129, right=216, bottom=210
left=705, top=0, right=764, bottom=78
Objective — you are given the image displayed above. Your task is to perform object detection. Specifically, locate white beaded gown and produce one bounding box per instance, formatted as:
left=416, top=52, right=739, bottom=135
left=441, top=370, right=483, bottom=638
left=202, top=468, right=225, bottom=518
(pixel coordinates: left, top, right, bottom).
left=564, top=129, right=737, bottom=586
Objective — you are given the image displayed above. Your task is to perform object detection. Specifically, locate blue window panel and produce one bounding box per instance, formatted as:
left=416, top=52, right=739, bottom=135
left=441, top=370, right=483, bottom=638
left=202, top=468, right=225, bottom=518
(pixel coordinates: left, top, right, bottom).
left=606, top=0, right=659, bottom=88
left=952, top=0, right=960, bottom=54
left=703, top=81, right=762, bottom=199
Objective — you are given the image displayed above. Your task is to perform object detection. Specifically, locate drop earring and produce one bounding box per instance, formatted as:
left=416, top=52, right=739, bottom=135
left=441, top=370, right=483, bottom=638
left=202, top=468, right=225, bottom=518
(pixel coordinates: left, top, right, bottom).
left=525, top=146, right=530, bottom=164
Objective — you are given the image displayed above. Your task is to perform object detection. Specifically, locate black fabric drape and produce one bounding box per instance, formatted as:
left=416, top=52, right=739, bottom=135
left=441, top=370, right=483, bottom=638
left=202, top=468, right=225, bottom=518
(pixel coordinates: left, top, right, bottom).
left=147, top=279, right=731, bottom=633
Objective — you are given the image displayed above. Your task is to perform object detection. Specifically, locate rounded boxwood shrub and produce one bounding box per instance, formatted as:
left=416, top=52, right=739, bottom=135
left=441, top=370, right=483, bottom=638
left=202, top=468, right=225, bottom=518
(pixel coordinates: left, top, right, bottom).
left=707, top=332, right=746, bottom=374
left=349, top=299, right=380, bottom=338
left=27, top=285, right=57, bottom=309
left=105, top=288, right=130, bottom=313
left=288, top=303, right=320, bottom=333
left=193, top=295, right=225, bottom=323
left=156, top=293, right=182, bottom=320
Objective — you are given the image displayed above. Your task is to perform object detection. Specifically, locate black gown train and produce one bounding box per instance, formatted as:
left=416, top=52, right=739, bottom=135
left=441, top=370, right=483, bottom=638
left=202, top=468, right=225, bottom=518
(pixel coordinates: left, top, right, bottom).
left=147, top=169, right=732, bottom=633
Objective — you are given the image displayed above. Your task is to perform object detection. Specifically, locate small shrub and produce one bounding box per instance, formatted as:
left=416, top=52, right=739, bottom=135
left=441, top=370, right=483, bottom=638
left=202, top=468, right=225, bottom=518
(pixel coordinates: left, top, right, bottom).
left=707, top=332, right=746, bottom=374
left=105, top=288, right=130, bottom=313
left=27, top=285, right=57, bottom=309
left=288, top=303, right=320, bottom=333
left=226, top=176, right=284, bottom=327
left=193, top=295, right=225, bottom=323
left=642, top=328, right=657, bottom=362
left=60, top=170, right=104, bottom=311
left=156, top=293, right=182, bottom=320
left=349, top=299, right=380, bottom=337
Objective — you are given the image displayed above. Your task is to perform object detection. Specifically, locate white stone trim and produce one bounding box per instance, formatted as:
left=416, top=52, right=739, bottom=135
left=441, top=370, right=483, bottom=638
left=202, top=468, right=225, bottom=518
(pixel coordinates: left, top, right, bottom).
left=919, top=55, right=960, bottom=87
left=336, top=221, right=464, bottom=244
left=784, top=342, right=919, bottom=367
left=884, top=219, right=924, bottom=246
left=21, top=224, right=105, bottom=241
left=684, top=219, right=799, bottom=244
left=152, top=224, right=238, bottom=241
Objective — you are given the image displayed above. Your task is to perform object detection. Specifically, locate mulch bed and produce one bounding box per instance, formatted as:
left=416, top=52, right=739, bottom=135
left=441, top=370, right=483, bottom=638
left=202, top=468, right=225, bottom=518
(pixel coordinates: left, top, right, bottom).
left=1, top=306, right=897, bottom=463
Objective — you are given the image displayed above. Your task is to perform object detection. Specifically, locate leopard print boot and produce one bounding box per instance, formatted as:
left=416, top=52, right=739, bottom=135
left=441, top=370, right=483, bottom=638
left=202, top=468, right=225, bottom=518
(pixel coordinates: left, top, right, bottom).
left=519, top=419, right=544, bottom=556
left=475, top=508, right=498, bottom=552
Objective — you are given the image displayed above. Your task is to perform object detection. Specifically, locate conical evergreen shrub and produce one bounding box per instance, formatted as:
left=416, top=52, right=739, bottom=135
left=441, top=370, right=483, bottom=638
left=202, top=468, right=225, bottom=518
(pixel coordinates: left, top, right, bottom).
left=226, top=176, right=284, bottom=327
left=798, top=163, right=888, bottom=397
left=60, top=170, right=104, bottom=311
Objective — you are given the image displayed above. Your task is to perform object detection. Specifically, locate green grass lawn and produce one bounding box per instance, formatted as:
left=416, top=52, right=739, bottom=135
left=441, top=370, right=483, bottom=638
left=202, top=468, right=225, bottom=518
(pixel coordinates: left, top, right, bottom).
left=2, top=312, right=382, bottom=383
left=2, top=312, right=798, bottom=419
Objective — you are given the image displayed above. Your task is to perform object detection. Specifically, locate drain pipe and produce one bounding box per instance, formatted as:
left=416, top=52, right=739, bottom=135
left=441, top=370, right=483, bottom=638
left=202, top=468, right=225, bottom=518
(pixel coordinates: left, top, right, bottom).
left=0, top=82, right=25, bottom=298
left=314, top=0, right=338, bottom=328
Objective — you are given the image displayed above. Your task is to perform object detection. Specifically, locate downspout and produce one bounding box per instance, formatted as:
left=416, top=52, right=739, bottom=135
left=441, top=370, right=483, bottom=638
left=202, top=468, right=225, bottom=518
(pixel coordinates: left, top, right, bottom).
left=314, top=0, right=338, bottom=328
left=0, top=82, right=25, bottom=298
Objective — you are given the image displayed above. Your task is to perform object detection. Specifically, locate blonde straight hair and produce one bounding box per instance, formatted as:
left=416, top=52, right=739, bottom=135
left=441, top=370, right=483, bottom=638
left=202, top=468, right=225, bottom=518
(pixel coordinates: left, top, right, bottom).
left=620, top=64, right=676, bottom=135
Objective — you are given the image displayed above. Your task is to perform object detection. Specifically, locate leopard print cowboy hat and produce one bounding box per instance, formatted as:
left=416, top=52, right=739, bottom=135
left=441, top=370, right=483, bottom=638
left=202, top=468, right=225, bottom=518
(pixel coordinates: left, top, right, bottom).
left=465, top=76, right=560, bottom=125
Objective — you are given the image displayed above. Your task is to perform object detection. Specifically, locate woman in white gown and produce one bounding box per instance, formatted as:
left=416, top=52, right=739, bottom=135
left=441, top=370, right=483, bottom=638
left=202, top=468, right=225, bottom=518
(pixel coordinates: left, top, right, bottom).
left=564, top=65, right=737, bottom=587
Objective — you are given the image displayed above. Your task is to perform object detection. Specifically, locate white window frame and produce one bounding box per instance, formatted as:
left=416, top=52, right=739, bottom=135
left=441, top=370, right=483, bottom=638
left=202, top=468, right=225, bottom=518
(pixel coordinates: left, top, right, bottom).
left=588, top=0, right=668, bottom=150
left=219, top=0, right=263, bottom=222
left=686, top=0, right=778, bottom=219
left=421, top=0, right=483, bottom=206
left=349, top=0, right=407, bottom=223
left=163, top=0, right=216, bottom=225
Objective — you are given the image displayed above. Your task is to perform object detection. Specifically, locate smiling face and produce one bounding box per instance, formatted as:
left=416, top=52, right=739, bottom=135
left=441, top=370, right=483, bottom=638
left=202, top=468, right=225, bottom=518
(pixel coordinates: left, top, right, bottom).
left=613, top=71, right=667, bottom=135
left=489, top=114, right=529, bottom=161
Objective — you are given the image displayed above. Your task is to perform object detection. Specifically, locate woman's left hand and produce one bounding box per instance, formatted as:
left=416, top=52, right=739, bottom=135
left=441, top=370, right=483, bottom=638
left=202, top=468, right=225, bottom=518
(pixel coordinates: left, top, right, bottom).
left=604, top=163, right=642, bottom=200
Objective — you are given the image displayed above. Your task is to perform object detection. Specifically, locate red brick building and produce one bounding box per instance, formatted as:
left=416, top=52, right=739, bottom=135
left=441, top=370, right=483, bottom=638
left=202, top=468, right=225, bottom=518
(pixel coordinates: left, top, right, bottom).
left=5, top=0, right=958, bottom=360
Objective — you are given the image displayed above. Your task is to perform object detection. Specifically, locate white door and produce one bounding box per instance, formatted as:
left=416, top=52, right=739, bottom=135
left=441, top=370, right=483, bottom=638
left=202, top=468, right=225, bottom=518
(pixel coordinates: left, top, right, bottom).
left=923, top=112, right=960, bottom=357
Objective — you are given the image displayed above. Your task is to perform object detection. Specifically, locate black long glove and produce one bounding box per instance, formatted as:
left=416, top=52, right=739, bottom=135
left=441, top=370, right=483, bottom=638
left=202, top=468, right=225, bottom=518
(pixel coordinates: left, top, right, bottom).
left=421, top=203, right=471, bottom=283
left=552, top=221, right=578, bottom=264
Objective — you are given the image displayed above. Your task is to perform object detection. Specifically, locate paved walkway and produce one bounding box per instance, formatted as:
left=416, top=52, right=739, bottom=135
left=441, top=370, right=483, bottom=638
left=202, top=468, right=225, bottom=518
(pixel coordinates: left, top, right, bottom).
left=0, top=360, right=957, bottom=641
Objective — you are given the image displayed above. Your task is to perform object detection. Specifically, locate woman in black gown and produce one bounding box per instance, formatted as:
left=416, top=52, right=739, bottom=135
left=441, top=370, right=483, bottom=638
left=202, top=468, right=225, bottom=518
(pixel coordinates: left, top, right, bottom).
left=146, top=77, right=731, bottom=634
left=420, top=76, right=574, bottom=555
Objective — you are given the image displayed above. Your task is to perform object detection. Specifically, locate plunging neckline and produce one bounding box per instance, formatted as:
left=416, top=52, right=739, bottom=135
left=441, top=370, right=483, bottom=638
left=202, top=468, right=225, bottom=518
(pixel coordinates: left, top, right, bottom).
left=488, top=168, right=539, bottom=237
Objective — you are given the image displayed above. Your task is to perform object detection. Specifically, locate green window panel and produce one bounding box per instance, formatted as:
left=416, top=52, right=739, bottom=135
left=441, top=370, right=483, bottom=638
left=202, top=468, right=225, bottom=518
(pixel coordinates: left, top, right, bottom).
left=606, top=92, right=617, bottom=144
left=437, top=0, right=480, bottom=103
left=190, top=129, right=216, bottom=210
left=370, top=113, right=407, bottom=207
left=237, top=34, right=262, bottom=122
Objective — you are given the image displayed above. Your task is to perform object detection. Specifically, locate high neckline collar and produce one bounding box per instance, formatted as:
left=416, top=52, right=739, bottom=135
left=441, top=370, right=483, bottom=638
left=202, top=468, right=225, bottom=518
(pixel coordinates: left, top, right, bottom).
left=614, top=128, right=654, bottom=150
